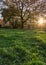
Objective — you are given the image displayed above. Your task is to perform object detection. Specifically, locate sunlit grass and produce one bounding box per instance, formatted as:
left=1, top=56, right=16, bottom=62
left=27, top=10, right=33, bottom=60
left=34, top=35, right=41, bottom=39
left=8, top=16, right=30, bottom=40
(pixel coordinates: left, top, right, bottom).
left=0, top=29, right=46, bottom=65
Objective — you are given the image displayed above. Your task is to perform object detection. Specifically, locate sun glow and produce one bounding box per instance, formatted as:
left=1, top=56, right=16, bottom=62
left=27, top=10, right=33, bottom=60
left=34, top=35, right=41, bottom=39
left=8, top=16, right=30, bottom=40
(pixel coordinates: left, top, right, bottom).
left=38, top=17, right=44, bottom=25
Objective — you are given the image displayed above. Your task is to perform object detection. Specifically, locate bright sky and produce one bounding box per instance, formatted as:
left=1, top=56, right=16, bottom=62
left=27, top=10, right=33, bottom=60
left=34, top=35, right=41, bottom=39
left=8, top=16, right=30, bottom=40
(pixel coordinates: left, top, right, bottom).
left=0, top=0, right=8, bottom=19
left=0, top=14, right=3, bottom=19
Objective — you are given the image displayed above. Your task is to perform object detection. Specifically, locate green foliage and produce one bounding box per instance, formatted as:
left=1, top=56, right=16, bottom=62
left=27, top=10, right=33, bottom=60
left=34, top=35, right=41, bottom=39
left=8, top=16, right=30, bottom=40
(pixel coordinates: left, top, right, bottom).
left=2, top=6, right=20, bottom=28
left=0, top=29, right=46, bottom=65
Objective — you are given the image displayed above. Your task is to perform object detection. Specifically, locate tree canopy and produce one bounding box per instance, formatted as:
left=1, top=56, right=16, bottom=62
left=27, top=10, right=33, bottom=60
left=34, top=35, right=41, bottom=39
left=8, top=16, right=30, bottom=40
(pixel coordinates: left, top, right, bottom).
left=2, top=0, right=46, bottom=29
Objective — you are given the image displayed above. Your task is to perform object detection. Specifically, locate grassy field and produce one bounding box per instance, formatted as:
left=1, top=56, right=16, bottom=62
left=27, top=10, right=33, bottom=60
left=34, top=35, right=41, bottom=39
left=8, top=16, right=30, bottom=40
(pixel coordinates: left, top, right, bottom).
left=0, top=29, right=46, bottom=65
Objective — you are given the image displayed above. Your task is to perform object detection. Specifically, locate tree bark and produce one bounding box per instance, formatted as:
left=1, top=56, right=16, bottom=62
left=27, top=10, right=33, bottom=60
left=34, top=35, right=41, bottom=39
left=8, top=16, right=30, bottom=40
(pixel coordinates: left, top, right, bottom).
left=21, top=21, right=24, bottom=29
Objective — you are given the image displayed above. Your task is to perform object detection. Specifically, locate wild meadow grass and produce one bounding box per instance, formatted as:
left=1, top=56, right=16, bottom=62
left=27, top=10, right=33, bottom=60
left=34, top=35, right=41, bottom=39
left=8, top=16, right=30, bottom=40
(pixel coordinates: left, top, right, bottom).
left=0, top=29, right=46, bottom=65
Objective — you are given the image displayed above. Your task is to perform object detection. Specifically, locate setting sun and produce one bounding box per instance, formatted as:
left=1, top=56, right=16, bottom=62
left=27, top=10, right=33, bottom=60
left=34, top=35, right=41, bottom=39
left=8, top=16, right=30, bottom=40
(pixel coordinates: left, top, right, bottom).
left=38, top=17, right=44, bottom=25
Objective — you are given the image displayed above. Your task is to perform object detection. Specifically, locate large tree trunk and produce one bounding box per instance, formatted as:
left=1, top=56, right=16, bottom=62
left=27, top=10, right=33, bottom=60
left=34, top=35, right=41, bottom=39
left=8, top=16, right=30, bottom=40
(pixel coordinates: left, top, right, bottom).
left=21, top=13, right=24, bottom=29
left=20, top=2, right=24, bottom=29
left=21, top=21, right=24, bottom=29
left=21, top=15, right=24, bottom=29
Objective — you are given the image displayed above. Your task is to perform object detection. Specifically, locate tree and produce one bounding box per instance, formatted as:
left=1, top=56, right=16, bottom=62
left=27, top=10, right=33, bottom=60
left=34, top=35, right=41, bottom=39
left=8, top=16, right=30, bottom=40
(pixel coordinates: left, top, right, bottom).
left=3, top=0, right=36, bottom=29
left=2, top=0, right=46, bottom=29
left=2, top=6, right=20, bottom=28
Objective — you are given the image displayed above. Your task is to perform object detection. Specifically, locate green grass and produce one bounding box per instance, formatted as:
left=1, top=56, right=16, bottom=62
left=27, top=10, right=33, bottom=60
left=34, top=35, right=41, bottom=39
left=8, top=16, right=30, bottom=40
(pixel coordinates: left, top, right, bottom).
left=0, top=29, right=46, bottom=65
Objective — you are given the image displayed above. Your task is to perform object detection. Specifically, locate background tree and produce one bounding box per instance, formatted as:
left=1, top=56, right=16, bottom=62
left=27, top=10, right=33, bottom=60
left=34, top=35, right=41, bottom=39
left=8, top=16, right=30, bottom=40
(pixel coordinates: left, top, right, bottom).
left=2, top=6, right=20, bottom=28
